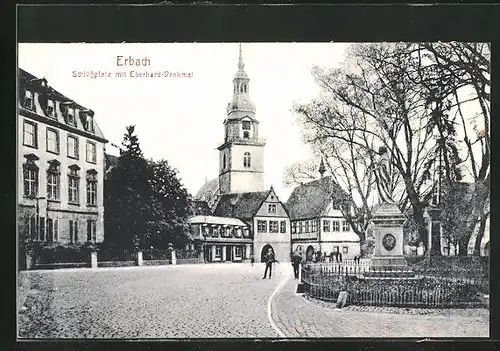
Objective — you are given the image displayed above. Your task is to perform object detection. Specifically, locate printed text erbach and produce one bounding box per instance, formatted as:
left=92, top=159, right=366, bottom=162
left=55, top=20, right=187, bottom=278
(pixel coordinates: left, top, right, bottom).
left=117, top=56, right=151, bottom=66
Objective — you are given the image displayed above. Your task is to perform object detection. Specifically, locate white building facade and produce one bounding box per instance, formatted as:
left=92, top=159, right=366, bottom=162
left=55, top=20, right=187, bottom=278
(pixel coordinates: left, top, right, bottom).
left=18, top=69, right=107, bottom=245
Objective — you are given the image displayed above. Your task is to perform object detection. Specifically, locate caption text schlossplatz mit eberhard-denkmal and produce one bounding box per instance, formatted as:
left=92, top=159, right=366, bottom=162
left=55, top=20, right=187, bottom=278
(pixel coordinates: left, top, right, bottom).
left=72, top=56, right=193, bottom=79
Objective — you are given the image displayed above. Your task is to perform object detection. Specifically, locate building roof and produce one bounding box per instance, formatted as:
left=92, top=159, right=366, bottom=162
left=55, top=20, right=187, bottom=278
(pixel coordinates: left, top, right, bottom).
left=213, top=190, right=271, bottom=219
left=105, top=153, right=119, bottom=172
left=191, top=201, right=213, bottom=216
left=285, top=176, right=349, bottom=220
left=195, top=177, right=219, bottom=200
left=188, top=215, right=248, bottom=227
left=18, top=68, right=107, bottom=142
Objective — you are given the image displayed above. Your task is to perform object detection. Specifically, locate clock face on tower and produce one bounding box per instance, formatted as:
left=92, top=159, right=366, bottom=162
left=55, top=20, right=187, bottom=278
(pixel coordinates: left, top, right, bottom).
left=382, top=233, right=396, bottom=251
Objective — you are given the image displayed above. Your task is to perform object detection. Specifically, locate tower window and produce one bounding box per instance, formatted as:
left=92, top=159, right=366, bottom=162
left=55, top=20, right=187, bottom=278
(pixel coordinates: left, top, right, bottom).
left=223, top=153, right=226, bottom=169
left=242, top=121, right=251, bottom=139
left=243, top=152, right=251, bottom=168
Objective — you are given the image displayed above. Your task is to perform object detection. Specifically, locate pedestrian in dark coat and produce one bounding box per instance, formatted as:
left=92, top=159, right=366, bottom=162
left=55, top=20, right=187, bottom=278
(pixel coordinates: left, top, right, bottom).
left=262, top=248, right=277, bottom=279
left=338, top=252, right=343, bottom=263
left=291, top=252, right=302, bottom=279
left=250, top=255, right=255, bottom=266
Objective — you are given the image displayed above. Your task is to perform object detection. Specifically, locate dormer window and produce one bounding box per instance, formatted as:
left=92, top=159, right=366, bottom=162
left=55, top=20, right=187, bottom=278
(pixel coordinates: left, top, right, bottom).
left=85, top=115, right=94, bottom=132
left=24, top=90, right=34, bottom=110
left=47, top=99, right=55, bottom=118
left=67, top=107, right=75, bottom=125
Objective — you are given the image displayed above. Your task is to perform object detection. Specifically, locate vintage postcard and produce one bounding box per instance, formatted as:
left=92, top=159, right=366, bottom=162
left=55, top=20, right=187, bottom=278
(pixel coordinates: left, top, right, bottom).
left=17, top=41, right=490, bottom=339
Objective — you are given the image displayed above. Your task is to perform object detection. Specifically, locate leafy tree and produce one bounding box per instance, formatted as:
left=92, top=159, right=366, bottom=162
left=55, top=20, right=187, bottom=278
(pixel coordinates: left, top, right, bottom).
left=440, top=182, right=475, bottom=256
left=104, top=125, right=153, bottom=249
left=146, top=159, right=192, bottom=249
left=104, top=126, right=192, bottom=250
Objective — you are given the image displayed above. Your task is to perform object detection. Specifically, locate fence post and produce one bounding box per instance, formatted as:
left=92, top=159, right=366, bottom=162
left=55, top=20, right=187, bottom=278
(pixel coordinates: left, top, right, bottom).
left=171, top=249, right=177, bottom=265
left=298, top=263, right=302, bottom=282
left=137, top=250, right=143, bottom=266
left=91, top=251, right=98, bottom=269
left=25, top=252, right=34, bottom=270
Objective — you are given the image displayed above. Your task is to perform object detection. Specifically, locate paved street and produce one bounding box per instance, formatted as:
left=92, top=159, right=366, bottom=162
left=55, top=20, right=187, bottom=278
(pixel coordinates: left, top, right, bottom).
left=18, top=263, right=286, bottom=338
left=18, top=263, right=489, bottom=339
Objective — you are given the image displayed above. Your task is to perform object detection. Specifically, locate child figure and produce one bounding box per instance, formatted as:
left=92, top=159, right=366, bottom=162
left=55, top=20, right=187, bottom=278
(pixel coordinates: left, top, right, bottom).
left=250, top=255, right=255, bottom=266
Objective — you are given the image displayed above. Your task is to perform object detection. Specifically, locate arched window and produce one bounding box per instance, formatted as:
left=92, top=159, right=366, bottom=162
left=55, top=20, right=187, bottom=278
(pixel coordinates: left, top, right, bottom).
left=243, top=152, right=251, bottom=168
left=242, top=121, right=251, bottom=139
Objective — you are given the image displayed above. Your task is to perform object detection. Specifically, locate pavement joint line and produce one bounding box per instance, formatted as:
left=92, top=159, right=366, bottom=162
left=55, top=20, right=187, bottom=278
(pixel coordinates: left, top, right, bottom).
left=19, top=262, right=270, bottom=274
left=267, top=270, right=292, bottom=338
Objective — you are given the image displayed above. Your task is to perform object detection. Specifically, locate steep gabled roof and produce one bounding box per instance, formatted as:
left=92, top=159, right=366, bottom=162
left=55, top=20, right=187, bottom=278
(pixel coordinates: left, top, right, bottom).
left=191, top=200, right=213, bottom=216
left=213, top=190, right=271, bottom=219
left=285, top=176, right=349, bottom=220
left=195, top=177, right=219, bottom=200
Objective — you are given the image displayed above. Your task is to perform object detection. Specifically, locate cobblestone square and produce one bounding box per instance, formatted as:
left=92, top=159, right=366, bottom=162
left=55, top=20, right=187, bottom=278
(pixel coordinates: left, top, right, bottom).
left=17, top=264, right=489, bottom=339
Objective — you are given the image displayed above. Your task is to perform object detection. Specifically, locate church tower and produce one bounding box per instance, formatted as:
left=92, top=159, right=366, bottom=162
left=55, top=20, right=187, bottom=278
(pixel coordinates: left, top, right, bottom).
left=218, top=44, right=266, bottom=194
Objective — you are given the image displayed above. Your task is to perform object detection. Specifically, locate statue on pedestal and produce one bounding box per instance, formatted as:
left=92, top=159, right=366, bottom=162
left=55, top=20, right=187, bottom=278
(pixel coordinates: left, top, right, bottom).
left=369, top=145, right=407, bottom=268
left=374, top=146, right=395, bottom=204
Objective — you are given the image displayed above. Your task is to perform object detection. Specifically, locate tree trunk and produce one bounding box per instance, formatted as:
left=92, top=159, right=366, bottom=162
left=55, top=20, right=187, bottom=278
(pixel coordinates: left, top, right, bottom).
left=457, top=236, right=469, bottom=256
left=473, top=215, right=488, bottom=256
left=402, top=173, right=427, bottom=247
left=430, top=220, right=442, bottom=256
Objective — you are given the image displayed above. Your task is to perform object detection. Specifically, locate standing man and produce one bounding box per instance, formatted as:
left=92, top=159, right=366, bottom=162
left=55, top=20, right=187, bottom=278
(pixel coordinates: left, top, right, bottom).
left=291, top=250, right=302, bottom=279
left=262, top=248, right=277, bottom=279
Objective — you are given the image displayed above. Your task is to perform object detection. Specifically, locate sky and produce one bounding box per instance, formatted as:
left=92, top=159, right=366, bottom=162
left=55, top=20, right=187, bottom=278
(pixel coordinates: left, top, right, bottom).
left=18, top=42, right=350, bottom=202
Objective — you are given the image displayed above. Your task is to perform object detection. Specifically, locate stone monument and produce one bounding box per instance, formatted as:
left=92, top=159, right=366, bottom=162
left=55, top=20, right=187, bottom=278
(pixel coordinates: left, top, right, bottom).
left=369, top=146, right=406, bottom=267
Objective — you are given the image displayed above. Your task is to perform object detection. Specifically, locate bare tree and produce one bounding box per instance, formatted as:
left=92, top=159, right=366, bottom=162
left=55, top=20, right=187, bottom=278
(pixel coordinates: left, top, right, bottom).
left=412, top=42, right=490, bottom=255
left=293, top=43, right=440, bottom=251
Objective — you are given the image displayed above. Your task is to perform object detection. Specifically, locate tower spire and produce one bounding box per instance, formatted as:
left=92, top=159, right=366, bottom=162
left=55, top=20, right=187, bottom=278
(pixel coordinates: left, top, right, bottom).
left=238, top=43, right=244, bottom=70
left=318, top=156, right=326, bottom=178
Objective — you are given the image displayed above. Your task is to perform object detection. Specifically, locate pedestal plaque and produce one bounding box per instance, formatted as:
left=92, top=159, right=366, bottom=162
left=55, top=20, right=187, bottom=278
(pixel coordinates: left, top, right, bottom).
left=370, top=202, right=406, bottom=267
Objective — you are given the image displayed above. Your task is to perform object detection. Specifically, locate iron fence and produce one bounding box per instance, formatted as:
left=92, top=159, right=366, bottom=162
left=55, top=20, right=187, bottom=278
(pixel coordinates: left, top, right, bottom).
left=98, top=248, right=137, bottom=262
left=34, top=246, right=90, bottom=264
left=301, top=261, right=489, bottom=308
left=142, top=249, right=171, bottom=261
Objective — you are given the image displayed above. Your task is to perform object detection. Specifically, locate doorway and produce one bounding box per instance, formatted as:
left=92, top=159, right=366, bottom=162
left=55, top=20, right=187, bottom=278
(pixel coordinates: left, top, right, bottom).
left=260, top=244, right=275, bottom=262
left=306, top=245, right=315, bottom=262
left=226, top=245, right=232, bottom=262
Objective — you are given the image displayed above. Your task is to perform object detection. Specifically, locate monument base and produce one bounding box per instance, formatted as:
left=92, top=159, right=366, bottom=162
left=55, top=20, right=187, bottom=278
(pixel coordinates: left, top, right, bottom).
left=370, top=255, right=407, bottom=267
